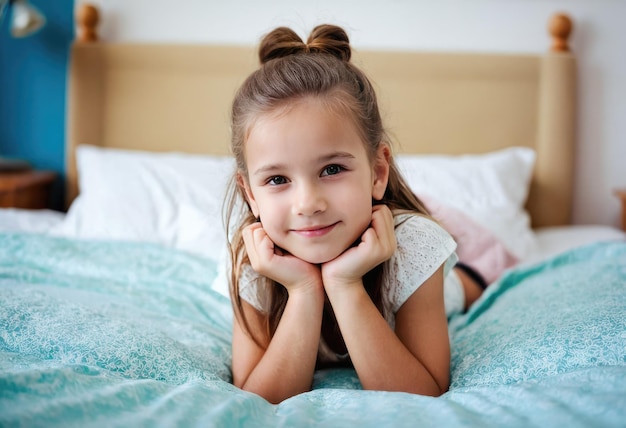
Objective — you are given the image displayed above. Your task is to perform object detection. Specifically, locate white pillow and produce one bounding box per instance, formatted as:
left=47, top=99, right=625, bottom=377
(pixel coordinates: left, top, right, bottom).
left=396, top=147, right=537, bottom=259
left=52, top=145, right=535, bottom=269
left=50, top=145, right=236, bottom=263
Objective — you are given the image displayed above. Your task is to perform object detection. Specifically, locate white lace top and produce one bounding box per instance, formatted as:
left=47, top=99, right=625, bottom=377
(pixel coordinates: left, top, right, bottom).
left=381, top=213, right=458, bottom=326
left=239, top=213, right=458, bottom=329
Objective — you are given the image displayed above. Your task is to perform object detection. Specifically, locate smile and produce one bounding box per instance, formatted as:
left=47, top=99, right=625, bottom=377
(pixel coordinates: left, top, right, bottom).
left=292, top=222, right=338, bottom=237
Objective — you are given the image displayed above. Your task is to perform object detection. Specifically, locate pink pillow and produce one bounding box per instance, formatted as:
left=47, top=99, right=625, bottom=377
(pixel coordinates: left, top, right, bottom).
left=419, top=195, right=519, bottom=285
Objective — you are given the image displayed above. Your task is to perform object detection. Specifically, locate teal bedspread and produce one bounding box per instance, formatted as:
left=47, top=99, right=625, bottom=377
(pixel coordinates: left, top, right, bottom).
left=1, top=232, right=625, bottom=427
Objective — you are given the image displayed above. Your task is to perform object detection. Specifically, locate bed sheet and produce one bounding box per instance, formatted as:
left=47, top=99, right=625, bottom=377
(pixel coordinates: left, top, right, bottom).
left=1, top=231, right=625, bottom=427
left=0, top=208, right=65, bottom=234
left=524, top=224, right=626, bottom=265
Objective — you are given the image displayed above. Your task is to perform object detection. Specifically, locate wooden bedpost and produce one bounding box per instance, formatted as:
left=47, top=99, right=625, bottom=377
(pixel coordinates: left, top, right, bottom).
left=66, top=3, right=103, bottom=207
left=76, top=3, right=100, bottom=43
left=549, top=13, right=572, bottom=52
left=531, top=13, right=576, bottom=227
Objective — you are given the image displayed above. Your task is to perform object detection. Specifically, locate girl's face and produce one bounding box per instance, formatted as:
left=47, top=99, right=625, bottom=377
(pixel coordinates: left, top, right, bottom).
left=241, top=98, right=389, bottom=264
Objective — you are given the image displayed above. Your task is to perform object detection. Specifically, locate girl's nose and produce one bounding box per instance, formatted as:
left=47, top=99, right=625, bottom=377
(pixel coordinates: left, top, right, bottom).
left=293, top=183, right=327, bottom=216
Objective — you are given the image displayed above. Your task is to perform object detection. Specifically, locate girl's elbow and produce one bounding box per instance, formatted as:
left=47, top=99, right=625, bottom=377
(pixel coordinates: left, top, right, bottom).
left=402, top=369, right=449, bottom=397
left=430, top=383, right=449, bottom=397
left=431, top=374, right=450, bottom=397
left=410, top=381, right=448, bottom=397
left=361, top=377, right=448, bottom=397
left=236, top=379, right=310, bottom=404
left=237, top=382, right=282, bottom=404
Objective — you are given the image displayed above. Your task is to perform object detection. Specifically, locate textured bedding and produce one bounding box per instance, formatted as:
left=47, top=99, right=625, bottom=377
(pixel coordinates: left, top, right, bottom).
left=1, top=232, right=625, bottom=427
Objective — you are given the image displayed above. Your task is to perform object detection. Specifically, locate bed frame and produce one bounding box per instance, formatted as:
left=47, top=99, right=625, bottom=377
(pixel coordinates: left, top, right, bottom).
left=66, top=5, right=576, bottom=228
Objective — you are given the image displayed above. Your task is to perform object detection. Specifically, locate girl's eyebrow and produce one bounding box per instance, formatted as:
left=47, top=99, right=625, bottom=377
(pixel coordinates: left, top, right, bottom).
left=251, top=151, right=356, bottom=177
left=318, top=151, right=356, bottom=163
left=251, top=163, right=285, bottom=178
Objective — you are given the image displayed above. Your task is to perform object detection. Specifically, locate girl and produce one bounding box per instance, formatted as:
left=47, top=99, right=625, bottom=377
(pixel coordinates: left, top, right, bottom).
left=225, top=24, right=486, bottom=404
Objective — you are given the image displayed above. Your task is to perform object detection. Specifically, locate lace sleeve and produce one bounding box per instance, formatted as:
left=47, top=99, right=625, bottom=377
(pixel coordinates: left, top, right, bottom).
left=384, top=214, right=458, bottom=314
left=239, top=264, right=267, bottom=313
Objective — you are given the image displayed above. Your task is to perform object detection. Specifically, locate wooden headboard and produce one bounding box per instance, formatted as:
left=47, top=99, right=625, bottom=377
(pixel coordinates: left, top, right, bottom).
left=66, top=5, right=576, bottom=228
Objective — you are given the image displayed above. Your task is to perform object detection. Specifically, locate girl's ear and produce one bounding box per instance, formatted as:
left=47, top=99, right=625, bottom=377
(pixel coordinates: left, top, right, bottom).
left=237, top=172, right=260, bottom=217
left=372, top=143, right=391, bottom=201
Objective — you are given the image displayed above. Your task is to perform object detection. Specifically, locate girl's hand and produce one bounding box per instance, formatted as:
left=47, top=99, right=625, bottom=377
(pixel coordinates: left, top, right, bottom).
left=243, top=222, right=322, bottom=293
left=322, top=205, right=396, bottom=290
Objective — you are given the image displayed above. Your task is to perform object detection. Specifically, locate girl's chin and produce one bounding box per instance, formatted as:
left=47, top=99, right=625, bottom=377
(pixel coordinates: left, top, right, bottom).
left=288, top=248, right=344, bottom=265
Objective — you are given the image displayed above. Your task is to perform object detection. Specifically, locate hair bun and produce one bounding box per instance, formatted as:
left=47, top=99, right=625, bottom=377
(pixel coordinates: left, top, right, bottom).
left=306, top=24, right=351, bottom=62
left=258, top=27, right=307, bottom=64
left=258, top=24, right=351, bottom=65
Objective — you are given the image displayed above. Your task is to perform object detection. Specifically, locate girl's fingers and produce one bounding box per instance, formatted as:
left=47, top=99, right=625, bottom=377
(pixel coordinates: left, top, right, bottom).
left=243, top=222, right=321, bottom=289
left=369, top=205, right=396, bottom=256
left=322, top=205, right=396, bottom=285
left=243, top=222, right=274, bottom=267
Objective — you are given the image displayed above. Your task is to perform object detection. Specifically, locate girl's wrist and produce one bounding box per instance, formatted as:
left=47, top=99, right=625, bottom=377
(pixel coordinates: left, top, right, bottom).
left=287, top=277, right=324, bottom=300
left=287, top=283, right=325, bottom=315
left=322, top=278, right=364, bottom=299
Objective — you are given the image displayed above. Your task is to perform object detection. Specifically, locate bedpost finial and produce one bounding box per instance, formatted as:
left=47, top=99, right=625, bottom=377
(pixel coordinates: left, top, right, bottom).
left=76, top=3, right=100, bottom=42
left=548, top=13, right=573, bottom=52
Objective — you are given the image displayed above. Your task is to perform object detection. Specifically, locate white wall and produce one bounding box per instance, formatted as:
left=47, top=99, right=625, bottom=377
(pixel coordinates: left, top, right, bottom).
left=79, top=0, right=626, bottom=228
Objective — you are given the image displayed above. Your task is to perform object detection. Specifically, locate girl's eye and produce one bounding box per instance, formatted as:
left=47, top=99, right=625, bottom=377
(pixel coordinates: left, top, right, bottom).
left=321, top=164, right=343, bottom=177
left=267, top=176, right=287, bottom=186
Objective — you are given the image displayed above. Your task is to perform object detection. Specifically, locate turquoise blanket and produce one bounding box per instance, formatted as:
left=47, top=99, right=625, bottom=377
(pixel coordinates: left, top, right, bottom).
left=1, top=233, right=625, bottom=427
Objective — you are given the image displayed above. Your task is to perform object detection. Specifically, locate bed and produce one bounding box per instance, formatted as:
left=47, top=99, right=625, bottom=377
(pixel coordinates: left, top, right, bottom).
left=1, top=6, right=626, bottom=427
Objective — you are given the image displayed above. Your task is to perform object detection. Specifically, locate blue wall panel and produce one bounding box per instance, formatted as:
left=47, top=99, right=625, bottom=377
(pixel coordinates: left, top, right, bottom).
left=0, top=0, right=74, bottom=210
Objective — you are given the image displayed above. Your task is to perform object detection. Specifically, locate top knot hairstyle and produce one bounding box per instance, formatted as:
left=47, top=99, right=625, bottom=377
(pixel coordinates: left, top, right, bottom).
left=230, top=23, right=379, bottom=179
left=259, top=24, right=352, bottom=64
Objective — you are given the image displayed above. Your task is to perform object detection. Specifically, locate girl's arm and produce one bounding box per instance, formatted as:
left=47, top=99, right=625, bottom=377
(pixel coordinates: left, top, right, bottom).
left=231, top=284, right=324, bottom=404
left=232, top=221, right=325, bottom=404
left=324, top=266, right=450, bottom=396
left=322, top=205, right=450, bottom=395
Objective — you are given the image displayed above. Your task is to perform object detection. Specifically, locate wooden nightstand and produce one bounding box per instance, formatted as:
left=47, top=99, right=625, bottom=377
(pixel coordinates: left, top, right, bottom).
left=614, top=188, right=626, bottom=232
left=0, top=170, right=57, bottom=209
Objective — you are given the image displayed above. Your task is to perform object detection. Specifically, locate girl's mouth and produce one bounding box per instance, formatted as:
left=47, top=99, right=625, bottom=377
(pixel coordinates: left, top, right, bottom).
left=293, top=222, right=338, bottom=237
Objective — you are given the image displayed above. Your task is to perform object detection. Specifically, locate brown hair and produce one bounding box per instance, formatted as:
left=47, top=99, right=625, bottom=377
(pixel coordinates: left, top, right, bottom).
left=225, top=24, right=430, bottom=347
